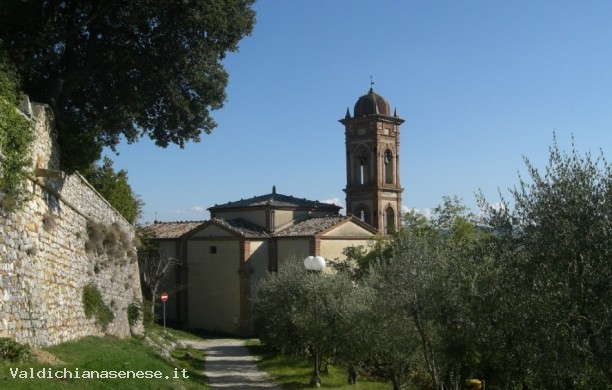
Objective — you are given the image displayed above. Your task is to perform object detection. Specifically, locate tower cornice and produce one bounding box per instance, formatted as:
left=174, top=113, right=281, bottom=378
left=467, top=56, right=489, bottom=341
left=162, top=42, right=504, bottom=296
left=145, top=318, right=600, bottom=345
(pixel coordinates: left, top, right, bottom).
left=339, top=114, right=404, bottom=126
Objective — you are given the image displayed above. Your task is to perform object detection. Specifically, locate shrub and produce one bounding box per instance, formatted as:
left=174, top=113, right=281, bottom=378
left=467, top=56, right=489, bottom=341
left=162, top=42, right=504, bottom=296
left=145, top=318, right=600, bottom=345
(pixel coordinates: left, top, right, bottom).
left=0, top=337, right=31, bottom=362
left=0, top=42, right=33, bottom=210
left=82, top=283, right=114, bottom=332
left=142, top=300, right=158, bottom=326
left=85, top=220, right=134, bottom=265
left=127, top=302, right=141, bottom=328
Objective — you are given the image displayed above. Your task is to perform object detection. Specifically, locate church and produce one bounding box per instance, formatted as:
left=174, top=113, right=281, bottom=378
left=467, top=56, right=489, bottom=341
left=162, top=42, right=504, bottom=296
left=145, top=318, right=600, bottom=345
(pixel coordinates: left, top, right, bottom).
left=148, top=87, right=404, bottom=334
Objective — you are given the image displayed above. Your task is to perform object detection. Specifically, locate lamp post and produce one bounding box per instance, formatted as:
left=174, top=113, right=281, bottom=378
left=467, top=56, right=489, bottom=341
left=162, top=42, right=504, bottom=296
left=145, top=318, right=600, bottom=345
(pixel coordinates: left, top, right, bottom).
left=304, top=255, right=325, bottom=387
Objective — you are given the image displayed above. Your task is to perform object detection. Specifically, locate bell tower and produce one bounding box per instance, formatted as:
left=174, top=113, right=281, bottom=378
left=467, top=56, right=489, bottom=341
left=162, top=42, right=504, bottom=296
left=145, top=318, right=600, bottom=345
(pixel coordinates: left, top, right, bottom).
left=339, top=87, right=404, bottom=234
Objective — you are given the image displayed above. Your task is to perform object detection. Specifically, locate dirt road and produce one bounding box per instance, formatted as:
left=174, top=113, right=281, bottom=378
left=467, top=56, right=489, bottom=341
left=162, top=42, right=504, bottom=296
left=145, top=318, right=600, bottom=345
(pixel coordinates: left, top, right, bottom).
left=183, top=338, right=282, bottom=389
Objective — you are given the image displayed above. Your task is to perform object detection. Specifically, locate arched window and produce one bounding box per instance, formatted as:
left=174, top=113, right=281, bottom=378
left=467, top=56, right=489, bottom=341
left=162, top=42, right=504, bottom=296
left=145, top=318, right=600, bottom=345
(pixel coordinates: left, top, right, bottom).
left=354, top=205, right=370, bottom=225
left=385, top=206, right=395, bottom=234
left=384, top=150, right=394, bottom=185
left=356, top=154, right=368, bottom=185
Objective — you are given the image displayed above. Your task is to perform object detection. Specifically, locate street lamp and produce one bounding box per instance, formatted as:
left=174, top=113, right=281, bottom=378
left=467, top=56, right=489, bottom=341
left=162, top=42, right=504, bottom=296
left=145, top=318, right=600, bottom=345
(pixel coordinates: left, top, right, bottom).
left=304, top=255, right=326, bottom=272
left=304, top=255, right=325, bottom=387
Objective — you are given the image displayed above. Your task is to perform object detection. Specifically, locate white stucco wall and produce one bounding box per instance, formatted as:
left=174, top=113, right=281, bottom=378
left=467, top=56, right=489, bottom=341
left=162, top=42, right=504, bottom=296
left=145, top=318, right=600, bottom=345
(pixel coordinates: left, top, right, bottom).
left=186, top=240, right=241, bottom=334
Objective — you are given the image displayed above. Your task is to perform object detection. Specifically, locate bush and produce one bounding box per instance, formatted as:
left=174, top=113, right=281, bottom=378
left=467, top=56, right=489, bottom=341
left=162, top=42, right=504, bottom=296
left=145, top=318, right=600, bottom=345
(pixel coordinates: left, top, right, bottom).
left=142, top=300, right=158, bottom=326
left=0, top=42, right=33, bottom=210
left=127, top=302, right=141, bottom=328
left=85, top=221, right=134, bottom=266
left=82, top=284, right=114, bottom=332
left=0, top=338, right=31, bottom=362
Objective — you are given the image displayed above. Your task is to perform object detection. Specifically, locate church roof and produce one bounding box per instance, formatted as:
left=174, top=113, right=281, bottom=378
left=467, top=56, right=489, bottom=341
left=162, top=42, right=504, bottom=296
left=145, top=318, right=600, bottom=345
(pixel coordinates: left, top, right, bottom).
left=146, top=220, right=205, bottom=239
left=276, top=216, right=349, bottom=237
left=212, top=218, right=271, bottom=238
left=208, top=187, right=340, bottom=212
left=146, top=216, right=365, bottom=240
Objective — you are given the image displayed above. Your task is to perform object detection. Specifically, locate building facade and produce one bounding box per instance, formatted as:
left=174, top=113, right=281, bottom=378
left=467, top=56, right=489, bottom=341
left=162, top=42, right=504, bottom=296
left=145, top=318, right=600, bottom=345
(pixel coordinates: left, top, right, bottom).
left=149, top=88, right=403, bottom=335
left=149, top=188, right=377, bottom=334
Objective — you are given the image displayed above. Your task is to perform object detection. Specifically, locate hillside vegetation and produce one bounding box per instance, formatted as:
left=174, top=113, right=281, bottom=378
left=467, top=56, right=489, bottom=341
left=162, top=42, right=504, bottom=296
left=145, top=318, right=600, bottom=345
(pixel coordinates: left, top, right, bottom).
left=0, top=326, right=209, bottom=389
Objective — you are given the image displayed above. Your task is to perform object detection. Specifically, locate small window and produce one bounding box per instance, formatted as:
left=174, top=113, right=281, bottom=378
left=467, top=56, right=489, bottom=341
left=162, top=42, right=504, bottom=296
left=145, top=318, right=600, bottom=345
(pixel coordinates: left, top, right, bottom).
left=384, top=150, right=394, bottom=184
left=209, top=246, right=217, bottom=254
left=359, top=156, right=368, bottom=185
left=385, top=207, right=395, bottom=234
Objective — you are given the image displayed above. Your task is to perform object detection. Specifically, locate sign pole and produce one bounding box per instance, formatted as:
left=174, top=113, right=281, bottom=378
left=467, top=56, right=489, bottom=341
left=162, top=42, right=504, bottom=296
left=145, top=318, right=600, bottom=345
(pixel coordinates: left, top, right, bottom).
left=160, top=292, right=169, bottom=329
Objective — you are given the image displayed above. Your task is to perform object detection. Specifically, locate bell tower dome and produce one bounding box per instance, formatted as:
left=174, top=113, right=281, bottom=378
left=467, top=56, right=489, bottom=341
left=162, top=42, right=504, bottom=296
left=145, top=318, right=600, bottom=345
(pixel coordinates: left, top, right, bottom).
left=339, top=87, right=404, bottom=234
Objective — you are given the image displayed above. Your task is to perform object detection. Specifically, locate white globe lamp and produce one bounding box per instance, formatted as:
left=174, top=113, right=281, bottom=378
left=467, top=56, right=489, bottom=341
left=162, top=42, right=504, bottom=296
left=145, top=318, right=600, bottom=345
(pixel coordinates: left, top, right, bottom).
left=304, top=255, right=325, bottom=272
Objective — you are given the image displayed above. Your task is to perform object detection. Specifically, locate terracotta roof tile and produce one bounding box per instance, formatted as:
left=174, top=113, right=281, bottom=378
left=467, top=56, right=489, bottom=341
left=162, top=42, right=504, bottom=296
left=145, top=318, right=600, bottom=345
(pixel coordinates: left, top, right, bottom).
left=209, top=191, right=340, bottom=211
left=276, top=216, right=348, bottom=237
left=212, top=218, right=270, bottom=238
left=146, top=221, right=204, bottom=239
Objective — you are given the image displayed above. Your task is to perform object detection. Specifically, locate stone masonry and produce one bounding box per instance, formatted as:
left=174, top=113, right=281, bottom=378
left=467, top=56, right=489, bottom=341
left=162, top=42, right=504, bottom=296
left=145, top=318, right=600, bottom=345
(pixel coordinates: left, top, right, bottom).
left=0, top=103, right=144, bottom=346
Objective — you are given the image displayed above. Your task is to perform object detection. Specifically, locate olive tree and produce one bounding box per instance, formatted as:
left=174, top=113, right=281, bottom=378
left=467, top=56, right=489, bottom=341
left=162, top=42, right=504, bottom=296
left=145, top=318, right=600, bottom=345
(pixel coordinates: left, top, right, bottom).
left=479, top=138, right=611, bottom=388
left=254, top=256, right=379, bottom=386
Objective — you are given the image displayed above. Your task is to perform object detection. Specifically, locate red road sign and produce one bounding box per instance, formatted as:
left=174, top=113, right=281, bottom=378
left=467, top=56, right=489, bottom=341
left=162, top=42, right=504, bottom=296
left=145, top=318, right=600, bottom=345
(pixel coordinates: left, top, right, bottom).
left=160, top=292, right=168, bottom=302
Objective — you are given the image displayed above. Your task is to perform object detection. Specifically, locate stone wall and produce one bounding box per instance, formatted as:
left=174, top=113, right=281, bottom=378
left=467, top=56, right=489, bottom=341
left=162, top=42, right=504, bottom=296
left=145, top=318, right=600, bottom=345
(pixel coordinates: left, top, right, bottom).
left=0, top=103, right=144, bottom=346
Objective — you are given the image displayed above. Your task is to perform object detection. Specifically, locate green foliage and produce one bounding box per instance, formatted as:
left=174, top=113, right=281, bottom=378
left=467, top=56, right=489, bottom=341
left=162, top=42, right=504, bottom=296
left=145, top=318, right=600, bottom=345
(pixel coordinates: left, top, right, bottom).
left=82, top=284, right=115, bottom=332
left=82, top=157, right=142, bottom=223
left=0, top=42, right=33, bottom=209
left=0, top=332, right=209, bottom=389
left=479, top=137, right=612, bottom=388
left=58, top=119, right=103, bottom=173
left=253, top=258, right=310, bottom=355
left=127, top=302, right=141, bottom=328
left=1, top=0, right=256, bottom=170
left=254, top=256, right=414, bottom=389
left=247, top=340, right=390, bottom=389
left=335, top=237, right=391, bottom=280
left=141, top=300, right=159, bottom=326
left=0, top=338, right=31, bottom=363
left=255, top=140, right=609, bottom=389
left=372, top=219, right=492, bottom=389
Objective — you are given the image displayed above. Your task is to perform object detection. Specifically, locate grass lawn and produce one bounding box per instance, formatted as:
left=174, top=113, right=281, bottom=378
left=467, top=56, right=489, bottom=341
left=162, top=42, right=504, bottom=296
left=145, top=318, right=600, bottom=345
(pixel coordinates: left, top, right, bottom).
left=245, top=340, right=392, bottom=389
left=0, top=326, right=209, bottom=389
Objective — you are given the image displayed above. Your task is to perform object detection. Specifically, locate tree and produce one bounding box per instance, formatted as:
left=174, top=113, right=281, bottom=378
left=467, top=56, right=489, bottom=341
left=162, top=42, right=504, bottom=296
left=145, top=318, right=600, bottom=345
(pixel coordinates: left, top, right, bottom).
left=357, top=266, right=428, bottom=390
left=253, top=258, right=311, bottom=356
left=0, top=0, right=256, bottom=170
left=480, top=138, right=612, bottom=388
left=81, top=156, right=143, bottom=224
left=254, top=256, right=365, bottom=386
left=351, top=197, right=495, bottom=390
left=333, top=237, right=391, bottom=281
left=137, top=228, right=181, bottom=316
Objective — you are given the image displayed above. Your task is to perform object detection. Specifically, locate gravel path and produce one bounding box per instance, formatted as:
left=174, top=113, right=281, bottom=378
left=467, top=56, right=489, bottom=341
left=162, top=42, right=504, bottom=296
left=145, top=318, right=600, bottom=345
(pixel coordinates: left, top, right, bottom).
left=182, top=338, right=282, bottom=389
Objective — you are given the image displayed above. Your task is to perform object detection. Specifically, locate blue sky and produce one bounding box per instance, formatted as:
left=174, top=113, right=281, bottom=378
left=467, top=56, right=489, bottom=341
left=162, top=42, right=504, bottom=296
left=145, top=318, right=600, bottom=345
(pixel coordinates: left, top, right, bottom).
left=105, top=0, right=612, bottom=225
